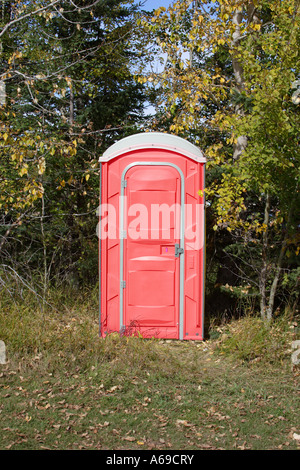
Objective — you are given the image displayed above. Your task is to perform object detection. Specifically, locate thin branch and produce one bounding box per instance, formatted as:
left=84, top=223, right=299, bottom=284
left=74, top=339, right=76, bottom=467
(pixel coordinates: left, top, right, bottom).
left=0, top=1, right=61, bottom=38
left=0, top=264, right=53, bottom=307
left=0, top=211, right=29, bottom=254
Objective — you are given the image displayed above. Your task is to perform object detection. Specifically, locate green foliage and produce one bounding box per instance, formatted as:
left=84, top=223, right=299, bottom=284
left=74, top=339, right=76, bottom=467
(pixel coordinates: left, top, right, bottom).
left=0, top=1, right=148, bottom=290
left=0, top=0, right=298, bottom=322
left=141, top=0, right=300, bottom=320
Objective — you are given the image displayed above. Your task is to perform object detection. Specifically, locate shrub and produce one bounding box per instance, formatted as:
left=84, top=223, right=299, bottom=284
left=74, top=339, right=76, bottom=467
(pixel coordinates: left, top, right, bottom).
left=213, top=313, right=299, bottom=364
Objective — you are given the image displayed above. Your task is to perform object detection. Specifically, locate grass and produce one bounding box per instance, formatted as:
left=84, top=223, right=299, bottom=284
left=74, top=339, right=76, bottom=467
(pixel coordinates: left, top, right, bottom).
left=0, top=289, right=299, bottom=450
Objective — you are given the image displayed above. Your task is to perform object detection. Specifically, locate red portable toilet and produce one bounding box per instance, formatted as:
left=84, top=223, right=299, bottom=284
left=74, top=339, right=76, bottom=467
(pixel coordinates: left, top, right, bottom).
left=98, top=132, right=206, bottom=340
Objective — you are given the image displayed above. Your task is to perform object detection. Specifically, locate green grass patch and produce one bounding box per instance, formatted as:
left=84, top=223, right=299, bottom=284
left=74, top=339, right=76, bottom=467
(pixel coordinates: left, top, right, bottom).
left=0, top=292, right=299, bottom=450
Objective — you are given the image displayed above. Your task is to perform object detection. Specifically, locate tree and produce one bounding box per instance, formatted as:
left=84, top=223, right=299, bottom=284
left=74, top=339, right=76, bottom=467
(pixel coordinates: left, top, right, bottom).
left=0, top=0, right=147, bottom=298
left=140, top=0, right=300, bottom=321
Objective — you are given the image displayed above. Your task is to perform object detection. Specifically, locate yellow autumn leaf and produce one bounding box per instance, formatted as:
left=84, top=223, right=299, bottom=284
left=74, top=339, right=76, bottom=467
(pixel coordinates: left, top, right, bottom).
left=19, top=167, right=28, bottom=177
left=38, top=159, right=46, bottom=175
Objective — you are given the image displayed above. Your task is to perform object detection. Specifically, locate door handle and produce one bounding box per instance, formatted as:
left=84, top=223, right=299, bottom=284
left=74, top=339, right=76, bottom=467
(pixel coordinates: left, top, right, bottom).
left=175, top=244, right=184, bottom=257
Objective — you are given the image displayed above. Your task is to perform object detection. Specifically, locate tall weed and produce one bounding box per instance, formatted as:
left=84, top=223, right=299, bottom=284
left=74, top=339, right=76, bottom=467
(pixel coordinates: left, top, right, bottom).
left=213, top=312, right=299, bottom=364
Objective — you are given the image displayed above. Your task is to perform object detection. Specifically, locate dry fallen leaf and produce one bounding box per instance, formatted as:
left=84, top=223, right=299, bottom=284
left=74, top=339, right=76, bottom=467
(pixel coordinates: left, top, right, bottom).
left=123, top=436, right=135, bottom=442
left=98, top=421, right=109, bottom=428
left=176, top=419, right=193, bottom=427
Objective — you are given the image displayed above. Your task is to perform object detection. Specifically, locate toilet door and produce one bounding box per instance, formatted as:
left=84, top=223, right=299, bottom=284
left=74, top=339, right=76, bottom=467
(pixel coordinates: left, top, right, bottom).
left=120, top=162, right=185, bottom=339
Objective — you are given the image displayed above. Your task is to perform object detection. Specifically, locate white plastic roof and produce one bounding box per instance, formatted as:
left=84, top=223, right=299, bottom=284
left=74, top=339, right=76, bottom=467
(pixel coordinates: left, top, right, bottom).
left=99, top=132, right=206, bottom=163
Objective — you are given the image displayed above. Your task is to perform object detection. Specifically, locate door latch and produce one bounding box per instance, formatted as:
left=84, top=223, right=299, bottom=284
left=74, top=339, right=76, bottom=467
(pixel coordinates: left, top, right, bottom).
left=175, top=244, right=184, bottom=257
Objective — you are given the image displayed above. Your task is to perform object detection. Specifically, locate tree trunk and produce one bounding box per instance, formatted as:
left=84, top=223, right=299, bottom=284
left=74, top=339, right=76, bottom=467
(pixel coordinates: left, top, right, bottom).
left=0, top=79, right=5, bottom=106
left=259, top=193, right=270, bottom=321
left=231, top=7, right=248, bottom=160
left=69, top=81, right=74, bottom=128
left=40, top=192, right=48, bottom=311
left=265, top=243, right=285, bottom=322
left=231, top=3, right=260, bottom=161
left=265, top=192, right=296, bottom=321
left=0, top=4, right=5, bottom=107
